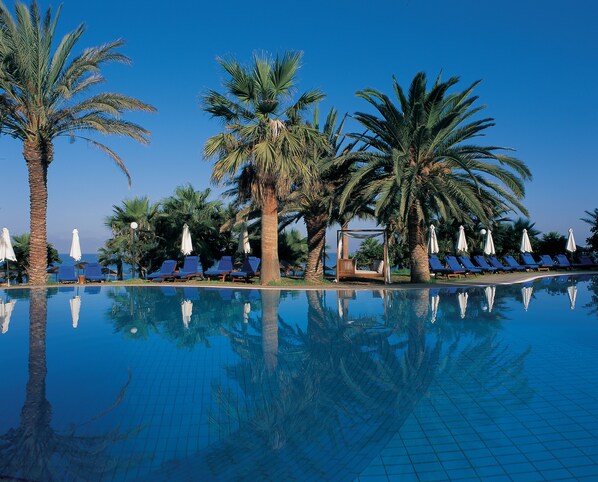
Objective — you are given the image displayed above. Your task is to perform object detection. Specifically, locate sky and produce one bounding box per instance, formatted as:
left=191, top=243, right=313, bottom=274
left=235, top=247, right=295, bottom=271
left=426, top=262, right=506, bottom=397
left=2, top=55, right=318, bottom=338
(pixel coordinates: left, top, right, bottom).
left=0, top=0, right=597, bottom=252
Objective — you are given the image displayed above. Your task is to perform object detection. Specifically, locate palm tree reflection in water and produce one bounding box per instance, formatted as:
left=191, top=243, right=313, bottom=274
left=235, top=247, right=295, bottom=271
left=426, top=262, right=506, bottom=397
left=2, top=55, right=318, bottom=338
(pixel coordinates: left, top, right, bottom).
left=155, top=287, right=533, bottom=481
left=0, top=288, right=138, bottom=481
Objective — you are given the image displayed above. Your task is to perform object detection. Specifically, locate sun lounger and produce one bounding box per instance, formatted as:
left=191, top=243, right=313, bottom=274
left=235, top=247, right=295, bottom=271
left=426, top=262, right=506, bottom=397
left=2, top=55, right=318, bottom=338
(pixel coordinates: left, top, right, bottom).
left=446, top=255, right=478, bottom=276
left=573, top=254, right=598, bottom=269
left=58, top=265, right=78, bottom=283
left=173, top=256, right=203, bottom=281
left=475, top=255, right=506, bottom=272
left=204, top=256, right=234, bottom=281
left=538, top=254, right=558, bottom=270
left=148, top=260, right=177, bottom=281
left=230, top=256, right=261, bottom=283
left=459, top=255, right=493, bottom=273
left=487, top=256, right=516, bottom=272
left=84, top=262, right=107, bottom=282
left=501, top=255, right=528, bottom=271
left=555, top=254, right=572, bottom=270
left=521, top=253, right=547, bottom=271
left=429, top=255, right=462, bottom=278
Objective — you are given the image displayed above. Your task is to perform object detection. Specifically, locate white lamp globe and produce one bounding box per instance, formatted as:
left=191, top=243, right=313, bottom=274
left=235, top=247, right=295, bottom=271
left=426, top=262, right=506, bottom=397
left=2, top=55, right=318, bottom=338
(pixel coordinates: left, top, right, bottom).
left=130, top=221, right=138, bottom=230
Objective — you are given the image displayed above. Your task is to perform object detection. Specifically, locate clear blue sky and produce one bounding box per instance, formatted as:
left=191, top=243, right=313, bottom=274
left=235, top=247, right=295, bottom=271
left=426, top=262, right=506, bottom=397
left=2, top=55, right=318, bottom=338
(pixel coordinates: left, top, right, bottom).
left=1, top=0, right=596, bottom=252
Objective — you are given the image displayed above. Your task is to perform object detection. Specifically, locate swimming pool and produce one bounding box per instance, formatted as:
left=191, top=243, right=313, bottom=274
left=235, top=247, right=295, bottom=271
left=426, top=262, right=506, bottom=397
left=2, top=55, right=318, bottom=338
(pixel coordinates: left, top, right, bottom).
left=0, top=275, right=597, bottom=481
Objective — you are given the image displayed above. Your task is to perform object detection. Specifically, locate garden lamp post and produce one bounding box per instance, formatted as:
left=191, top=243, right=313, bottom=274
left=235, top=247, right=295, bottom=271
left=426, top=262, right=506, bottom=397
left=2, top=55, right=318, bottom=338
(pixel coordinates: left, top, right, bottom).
left=130, top=221, right=138, bottom=279
left=480, top=228, right=487, bottom=252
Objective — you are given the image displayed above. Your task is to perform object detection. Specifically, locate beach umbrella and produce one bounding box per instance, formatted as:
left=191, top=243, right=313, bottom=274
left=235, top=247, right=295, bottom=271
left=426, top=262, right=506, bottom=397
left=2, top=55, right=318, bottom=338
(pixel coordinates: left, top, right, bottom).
left=522, top=285, right=533, bottom=311
left=520, top=229, right=533, bottom=253
left=181, top=300, right=193, bottom=329
left=0, top=299, right=16, bottom=334
left=456, top=225, right=468, bottom=253
left=484, top=230, right=496, bottom=256
left=430, top=292, right=440, bottom=323
left=337, top=296, right=344, bottom=318
left=70, top=228, right=82, bottom=262
left=237, top=222, right=250, bottom=255
left=567, top=285, right=577, bottom=310
left=0, top=227, right=17, bottom=286
left=428, top=225, right=439, bottom=254
left=243, top=302, right=251, bottom=323
left=484, top=286, right=496, bottom=313
left=566, top=228, right=576, bottom=254
left=457, top=291, right=468, bottom=319
left=69, top=296, right=81, bottom=328
left=181, top=224, right=193, bottom=256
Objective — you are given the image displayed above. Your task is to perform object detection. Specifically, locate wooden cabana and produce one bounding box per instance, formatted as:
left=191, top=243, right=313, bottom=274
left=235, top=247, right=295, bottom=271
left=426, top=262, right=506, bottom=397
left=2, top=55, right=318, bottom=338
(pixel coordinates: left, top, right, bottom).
left=335, top=229, right=390, bottom=284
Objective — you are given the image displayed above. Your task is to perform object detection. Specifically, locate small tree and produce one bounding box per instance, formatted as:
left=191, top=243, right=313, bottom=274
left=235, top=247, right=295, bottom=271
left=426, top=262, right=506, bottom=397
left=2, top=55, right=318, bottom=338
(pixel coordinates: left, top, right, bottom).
left=582, top=208, right=598, bottom=251
left=538, top=232, right=566, bottom=256
left=10, top=233, right=60, bottom=283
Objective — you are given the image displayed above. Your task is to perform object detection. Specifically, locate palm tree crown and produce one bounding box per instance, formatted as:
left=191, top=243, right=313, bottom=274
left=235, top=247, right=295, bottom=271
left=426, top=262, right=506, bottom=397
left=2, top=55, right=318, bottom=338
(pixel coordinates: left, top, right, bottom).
left=342, top=72, right=532, bottom=282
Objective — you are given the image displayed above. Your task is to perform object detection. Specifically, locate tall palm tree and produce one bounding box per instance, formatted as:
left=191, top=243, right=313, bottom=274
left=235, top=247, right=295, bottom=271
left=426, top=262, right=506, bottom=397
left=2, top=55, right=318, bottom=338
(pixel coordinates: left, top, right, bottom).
left=203, top=51, right=324, bottom=284
left=342, top=72, right=531, bottom=282
left=285, top=108, right=368, bottom=283
left=0, top=1, right=155, bottom=284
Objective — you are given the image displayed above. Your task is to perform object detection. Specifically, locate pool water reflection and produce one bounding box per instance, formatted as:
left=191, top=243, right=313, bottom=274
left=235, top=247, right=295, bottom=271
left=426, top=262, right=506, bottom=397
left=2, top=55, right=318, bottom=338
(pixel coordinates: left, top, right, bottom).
left=0, top=275, right=597, bottom=481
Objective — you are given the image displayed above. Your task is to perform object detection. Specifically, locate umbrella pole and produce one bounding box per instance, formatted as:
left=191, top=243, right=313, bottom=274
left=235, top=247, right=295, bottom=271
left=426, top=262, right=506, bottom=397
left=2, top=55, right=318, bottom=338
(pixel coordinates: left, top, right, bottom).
left=5, top=263, right=8, bottom=287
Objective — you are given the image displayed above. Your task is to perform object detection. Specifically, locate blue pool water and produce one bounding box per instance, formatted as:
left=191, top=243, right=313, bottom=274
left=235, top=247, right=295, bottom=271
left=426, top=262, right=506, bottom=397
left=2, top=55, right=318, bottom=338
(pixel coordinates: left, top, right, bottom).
left=0, top=275, right=597, bottom=481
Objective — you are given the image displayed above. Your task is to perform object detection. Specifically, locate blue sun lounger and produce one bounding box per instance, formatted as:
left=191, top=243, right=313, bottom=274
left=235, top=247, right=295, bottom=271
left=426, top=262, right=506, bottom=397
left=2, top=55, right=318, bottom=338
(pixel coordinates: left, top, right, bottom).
left=474, top=255, right=505, bottom=272
left=504, top=255, right=535, bottom=271
left=429, top=255, right=461, bottom=278
left=555, top=254, right=572, bottom=270
left=521, top=253, right=547, bottom=271
left=446, top=255, right=478, bottom=276
left=205, top=256, right=234, bottom=281
left=538, top=255, right=558, bottom=270
left=230, top=256, right=261, bottom=283
left=458, top=255, right=490, bottom=273
left=488, top=256, right=517, bottom=272
left=84, top=262, right=107, bottom=282
left=173, top=256, right=203, bottom=281
left=58, top=265, right=78, bottom=283
left=148, top=260, right=177, bottom=281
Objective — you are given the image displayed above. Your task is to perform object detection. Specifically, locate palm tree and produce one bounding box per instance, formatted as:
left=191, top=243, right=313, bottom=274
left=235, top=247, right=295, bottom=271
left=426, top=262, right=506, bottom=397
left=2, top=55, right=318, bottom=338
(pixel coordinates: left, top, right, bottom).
left=203, top=51, right=324, bottom=285
left=0, top=2, right=155, bottom=284
left=103, top=197, right=161, bottom=278
left=581, top=208, right=598, bottom=251
left=285, top=108, right=368, bottom=282
left=341, top=72, right=531, bottom=282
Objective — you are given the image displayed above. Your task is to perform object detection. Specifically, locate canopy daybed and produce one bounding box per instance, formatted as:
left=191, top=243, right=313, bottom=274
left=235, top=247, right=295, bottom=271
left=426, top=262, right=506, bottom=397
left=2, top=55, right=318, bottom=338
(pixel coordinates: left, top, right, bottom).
left=335, top=229, right=390, bottom=284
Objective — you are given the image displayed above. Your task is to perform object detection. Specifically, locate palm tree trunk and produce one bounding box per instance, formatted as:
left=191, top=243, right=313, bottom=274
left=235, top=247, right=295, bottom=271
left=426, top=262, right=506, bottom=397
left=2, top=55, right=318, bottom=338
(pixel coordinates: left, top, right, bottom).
left=305, top=213, right=327, bottom=283
left=408, top=203, right=430, bottom=283
left=261, top=289, right=279, bottom=371
left=260, top=184, right=281, bottom=285
left=24, top=140, right=53, bottom=285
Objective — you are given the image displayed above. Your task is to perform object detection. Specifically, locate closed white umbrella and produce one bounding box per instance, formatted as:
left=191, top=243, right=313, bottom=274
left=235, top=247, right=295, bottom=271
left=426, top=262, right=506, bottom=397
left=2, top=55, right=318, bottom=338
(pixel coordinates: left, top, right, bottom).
left=566, top=228, right=576, bottom=253
left=0, top=228, right=17, bottom=286
left=430, top=293, right=440, bottom=323
left=237, top=222, right=250, bottom=255
left=520, top=229, right=533, bottom=253
left=181, top=224, right=193, bottom=256
left=522, top=286, right=533, bottom=311
left=335, top=235, right=343, bottom=282
left=70, top=228, right=82, bottom=262
left=69, top=296, right=81, bottom=328
left=428, top=225, right=439, bottom=254
left=484, top=230, right=496, bottom=256
left=456, top=225, right=468, bottom=253
left=458, top=291, right=468, bottom=319
left=484, top=286, right=496, bottom=313
left=0, top=299, right=16, bottom=334
left=181, top=300, right=193, bottom=329
left=567, top=285, right=577, bottom=310
left=243, top=302, right=251, bottom=323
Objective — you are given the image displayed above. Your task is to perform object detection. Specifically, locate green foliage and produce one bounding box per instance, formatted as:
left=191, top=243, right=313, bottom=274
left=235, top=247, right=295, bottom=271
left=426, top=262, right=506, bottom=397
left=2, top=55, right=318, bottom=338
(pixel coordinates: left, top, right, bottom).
left=492, top=218, right=540, bottom=256
left=7, top=233, right=60, bottom=283
left=537, top=231, right=566, bottom=256
left=581, top=208, right=598, bottom=251
left=278, top=229, right=307, bottom=267
left=352, top=238, right=383, bottom=268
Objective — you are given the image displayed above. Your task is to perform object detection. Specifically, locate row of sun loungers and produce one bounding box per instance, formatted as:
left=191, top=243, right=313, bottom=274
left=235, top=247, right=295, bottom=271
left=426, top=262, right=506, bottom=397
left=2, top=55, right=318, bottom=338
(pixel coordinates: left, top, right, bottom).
left=430, top=253, right=597, bottom=278
left=57, top=255, right=261, bottom=284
